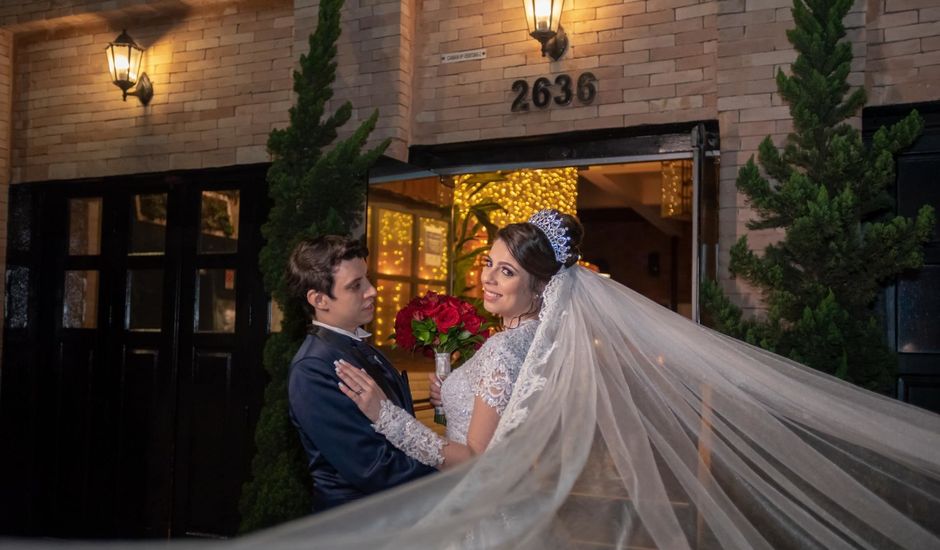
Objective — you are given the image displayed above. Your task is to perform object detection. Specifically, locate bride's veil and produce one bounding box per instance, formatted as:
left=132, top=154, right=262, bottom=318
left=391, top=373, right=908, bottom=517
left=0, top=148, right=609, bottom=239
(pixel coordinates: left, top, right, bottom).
left=230, top=265, right=939, bottom=549
left=15, top=267, right=939, bottom=549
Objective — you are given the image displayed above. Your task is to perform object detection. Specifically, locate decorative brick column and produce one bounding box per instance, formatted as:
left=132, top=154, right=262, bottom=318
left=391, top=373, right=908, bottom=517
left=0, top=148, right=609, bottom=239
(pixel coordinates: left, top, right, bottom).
left=715, top=0, right=796, bottom=315
left=294, top=0, right=416, bottom=161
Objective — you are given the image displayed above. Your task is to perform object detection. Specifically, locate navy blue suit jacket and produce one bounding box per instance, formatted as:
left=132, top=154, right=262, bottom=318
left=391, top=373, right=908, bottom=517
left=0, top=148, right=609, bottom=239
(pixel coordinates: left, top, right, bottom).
left=288, top=325, right=435, bottom=512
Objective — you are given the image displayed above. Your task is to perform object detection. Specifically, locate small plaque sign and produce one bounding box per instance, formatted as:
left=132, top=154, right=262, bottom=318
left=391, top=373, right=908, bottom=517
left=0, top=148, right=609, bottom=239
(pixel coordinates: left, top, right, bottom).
left=441, top=49, right=486, bottom=64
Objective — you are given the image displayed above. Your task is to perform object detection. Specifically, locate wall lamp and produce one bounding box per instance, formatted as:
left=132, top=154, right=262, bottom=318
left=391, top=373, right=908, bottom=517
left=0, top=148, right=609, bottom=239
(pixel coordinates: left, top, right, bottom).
left=105, top=30, right=153, bottom=106
left=522, top=0, right=568, bottom=61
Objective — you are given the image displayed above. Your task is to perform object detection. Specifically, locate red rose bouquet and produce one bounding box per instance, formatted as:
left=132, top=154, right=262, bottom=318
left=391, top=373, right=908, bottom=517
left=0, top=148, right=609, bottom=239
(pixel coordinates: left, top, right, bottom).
left=391, top=291, right=490, bottom=360
left=391, top=291, right=491, bottom=424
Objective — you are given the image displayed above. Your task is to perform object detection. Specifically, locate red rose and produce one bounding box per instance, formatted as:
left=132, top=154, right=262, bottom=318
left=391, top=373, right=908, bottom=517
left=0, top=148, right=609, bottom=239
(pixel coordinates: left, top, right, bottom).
left=393, top=306, right=417, bottom=349
left=415, top=291, right=441, bottom=319
left=420, top=291, right=440, bottom=307
left=462, top=312, right=483, bottom=335
left=458, top=301, right=475, bottom=315
left=431, top=302, right=461, bottom=332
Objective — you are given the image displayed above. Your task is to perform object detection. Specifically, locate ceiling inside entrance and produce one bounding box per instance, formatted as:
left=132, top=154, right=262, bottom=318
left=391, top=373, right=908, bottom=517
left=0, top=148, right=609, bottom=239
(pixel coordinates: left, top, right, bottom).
left=578, top=161, right=689, bottom=236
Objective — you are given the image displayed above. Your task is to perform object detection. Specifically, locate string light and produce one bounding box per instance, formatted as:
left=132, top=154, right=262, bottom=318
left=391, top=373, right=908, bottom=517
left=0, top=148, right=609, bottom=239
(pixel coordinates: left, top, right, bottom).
left=374, top=280, right=406, bottom=344
left=376, top=209, right=413, bottom=276
left=451, top=167, right=578, bottom=227
left=661, top=160, right=692, bottom=219
left=451, top=168, right=578, bottom=296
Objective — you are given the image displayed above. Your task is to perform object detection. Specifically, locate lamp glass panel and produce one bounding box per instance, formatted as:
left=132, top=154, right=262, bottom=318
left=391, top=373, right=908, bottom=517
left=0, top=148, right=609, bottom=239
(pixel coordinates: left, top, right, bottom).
left=115, top=44, right=131, bottom=82
left=523, top=0, right=537, bottom=33
left=534, top=0, right=553, bottom=31
left=106, top=47, right=117, bottom=82
left=128, top=45, right=143, bottom=83
left=550, top=0, right=564, bottom=32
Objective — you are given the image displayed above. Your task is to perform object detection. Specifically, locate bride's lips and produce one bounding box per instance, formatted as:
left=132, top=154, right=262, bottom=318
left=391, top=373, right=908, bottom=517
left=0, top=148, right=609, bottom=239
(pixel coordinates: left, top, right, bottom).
left=483, top=289, right=501, bottom=302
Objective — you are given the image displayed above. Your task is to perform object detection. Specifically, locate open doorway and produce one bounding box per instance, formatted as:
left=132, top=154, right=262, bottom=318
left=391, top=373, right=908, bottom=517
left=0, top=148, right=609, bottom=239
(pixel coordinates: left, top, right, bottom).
left=579, top=161, right=695, bottom=317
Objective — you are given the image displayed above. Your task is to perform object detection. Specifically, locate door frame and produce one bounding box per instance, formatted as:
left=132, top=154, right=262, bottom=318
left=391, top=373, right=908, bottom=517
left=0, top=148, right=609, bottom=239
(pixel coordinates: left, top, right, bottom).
left=379, top=122, right=721, bottom=323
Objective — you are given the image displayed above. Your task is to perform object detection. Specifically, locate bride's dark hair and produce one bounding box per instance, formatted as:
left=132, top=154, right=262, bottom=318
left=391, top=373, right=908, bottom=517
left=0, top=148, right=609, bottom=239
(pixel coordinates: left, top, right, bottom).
left=495, top=210, right=584, bottom=314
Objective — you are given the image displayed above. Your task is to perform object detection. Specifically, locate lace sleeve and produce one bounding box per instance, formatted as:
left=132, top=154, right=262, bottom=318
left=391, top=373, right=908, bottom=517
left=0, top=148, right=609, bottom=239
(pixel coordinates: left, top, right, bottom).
left=371, top=400, right=446, bottom=467
left=472, top=346, right=517, bottom=415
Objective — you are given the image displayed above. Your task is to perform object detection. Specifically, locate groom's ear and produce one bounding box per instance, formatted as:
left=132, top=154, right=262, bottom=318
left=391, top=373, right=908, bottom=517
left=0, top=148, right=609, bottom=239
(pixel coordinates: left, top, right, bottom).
left=308, top=289, right=330, bottom=312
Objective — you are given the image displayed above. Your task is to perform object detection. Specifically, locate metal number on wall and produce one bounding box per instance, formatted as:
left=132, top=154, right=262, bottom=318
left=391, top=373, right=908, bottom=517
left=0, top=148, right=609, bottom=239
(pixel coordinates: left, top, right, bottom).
left=510, top=72, right=596, bottom=112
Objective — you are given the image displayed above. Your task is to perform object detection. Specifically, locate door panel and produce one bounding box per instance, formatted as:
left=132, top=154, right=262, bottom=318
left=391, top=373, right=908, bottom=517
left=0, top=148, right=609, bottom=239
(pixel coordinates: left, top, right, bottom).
left=115, top=344, right=173, bottom=537
left=181, top=350, right=239, bottom=534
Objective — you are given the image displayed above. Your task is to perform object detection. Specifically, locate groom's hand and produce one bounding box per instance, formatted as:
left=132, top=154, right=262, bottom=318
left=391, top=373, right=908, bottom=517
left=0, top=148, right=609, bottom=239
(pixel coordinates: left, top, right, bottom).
left=428, top=373, right=443, bottom=407
left=336, top=359, right=385, bottom=422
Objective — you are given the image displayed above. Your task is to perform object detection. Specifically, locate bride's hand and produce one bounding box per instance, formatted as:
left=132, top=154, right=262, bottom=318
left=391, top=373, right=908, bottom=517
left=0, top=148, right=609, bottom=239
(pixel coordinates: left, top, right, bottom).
left=335, top=359, right=384, bottom=422
left=428, top=373, right=443, bottom=407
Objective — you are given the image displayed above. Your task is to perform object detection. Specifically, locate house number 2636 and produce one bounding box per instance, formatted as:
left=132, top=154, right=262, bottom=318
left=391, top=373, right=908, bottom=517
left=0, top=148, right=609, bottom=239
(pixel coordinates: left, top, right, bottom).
left=510, top=72, right=597, bottom=112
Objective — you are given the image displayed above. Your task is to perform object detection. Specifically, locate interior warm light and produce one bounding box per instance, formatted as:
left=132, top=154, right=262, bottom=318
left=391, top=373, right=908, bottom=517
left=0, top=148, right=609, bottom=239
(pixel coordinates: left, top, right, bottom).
left=452, top=168, right=578, bottom=229
left=376, top=209, right=413, bottom=276
left=661, top=160, right=692, bottom=220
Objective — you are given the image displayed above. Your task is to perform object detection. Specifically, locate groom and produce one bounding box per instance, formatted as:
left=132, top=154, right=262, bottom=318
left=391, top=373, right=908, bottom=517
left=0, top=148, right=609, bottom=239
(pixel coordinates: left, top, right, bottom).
left=286, top=235, right=435, bottom=512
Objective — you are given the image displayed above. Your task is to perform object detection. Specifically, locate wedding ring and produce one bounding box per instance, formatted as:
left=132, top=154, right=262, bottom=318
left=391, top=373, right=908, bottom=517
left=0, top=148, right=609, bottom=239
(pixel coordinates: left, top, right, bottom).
left=355, top=388, right=363, bottom=395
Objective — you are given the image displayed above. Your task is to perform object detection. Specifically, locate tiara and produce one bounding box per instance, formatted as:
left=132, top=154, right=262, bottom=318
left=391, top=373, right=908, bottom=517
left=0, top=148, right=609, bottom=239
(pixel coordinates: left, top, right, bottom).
left=528, top=209, right=570, bottom=264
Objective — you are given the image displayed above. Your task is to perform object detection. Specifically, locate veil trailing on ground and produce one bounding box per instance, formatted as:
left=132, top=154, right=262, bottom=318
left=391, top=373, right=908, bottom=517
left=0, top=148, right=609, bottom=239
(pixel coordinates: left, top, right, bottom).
left=15, top=267, right=940, bottom=549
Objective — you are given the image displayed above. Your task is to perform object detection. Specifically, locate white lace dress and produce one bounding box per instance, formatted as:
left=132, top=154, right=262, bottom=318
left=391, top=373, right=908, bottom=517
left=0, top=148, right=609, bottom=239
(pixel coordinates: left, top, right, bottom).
left=372, top=319, right=539, bottom=467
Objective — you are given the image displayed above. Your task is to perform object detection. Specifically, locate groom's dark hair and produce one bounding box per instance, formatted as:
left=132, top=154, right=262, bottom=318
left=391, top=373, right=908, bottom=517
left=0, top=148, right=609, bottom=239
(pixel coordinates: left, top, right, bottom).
left=286, top=235, right=369, bottom=318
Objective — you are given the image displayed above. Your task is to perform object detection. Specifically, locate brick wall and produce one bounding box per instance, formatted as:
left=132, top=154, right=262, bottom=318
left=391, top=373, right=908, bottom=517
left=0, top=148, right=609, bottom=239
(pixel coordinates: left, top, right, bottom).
left=866, top=0, right=940, bottom=106
left=411, top=0, right=719, bottom=143
left=10, top=0, right=293, bottom=183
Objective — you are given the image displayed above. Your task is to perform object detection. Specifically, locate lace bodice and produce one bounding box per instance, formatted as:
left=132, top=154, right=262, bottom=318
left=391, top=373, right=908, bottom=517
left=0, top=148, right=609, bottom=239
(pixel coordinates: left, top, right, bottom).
left=372, top=319, right=538, bottom=466
left=441, top=319, right=539, bottom=444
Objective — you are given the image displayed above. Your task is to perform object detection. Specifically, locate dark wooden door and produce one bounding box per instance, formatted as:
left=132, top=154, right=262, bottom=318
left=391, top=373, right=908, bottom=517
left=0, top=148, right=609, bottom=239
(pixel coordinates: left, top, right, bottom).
left=865, top=102, right=940, bottom=413
left=1, top=165, right=270, bottom=538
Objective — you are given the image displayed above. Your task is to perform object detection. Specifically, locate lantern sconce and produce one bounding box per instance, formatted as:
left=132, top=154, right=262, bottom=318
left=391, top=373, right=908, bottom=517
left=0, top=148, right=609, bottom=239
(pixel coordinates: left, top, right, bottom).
left=522, top=0, right=568, bottom=61
left=105, top=30, right=153, bottom=106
